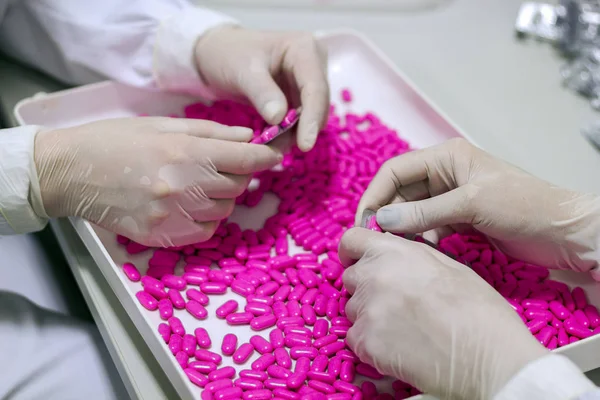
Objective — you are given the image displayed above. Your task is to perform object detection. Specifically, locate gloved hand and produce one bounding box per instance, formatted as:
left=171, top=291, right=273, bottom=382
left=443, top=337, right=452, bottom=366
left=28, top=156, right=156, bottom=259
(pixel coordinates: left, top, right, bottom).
left=34, top=117, right=282, bottom=247
left=357, top=138, right=600, bottom=275
left=340, top=227, right=548, bottom=400
left=194, top=25, right=330, bottom=152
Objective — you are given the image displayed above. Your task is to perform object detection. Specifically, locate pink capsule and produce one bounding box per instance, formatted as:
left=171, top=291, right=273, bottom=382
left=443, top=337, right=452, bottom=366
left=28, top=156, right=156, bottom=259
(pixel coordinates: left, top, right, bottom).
left=243, top=389, right=273, bottom=400
left=572, top=287, right=588, bottom=309
left=320, top=341, right=345, bottom=356
left=536, top=327, right=554, bottom=346
left=158, top=299, right=174, bottom=320
left=122, top=263, right=141, bottom=282
left=584, top=305, right=600, bottom=328
left=235, top=378, right=264, bottom=390
left=574, top=309, right=591, bottom=328
left=309, top=380, right=335, bottom=394
left=206, top=378, right=234, bottom=393
left=270, top=270, right=290, bottom=285
left=524, top=308, right=553, bottom=321
left=526, top=318, right=547, bottom=334
left=136, top=291, right=158, bottom=310
left=250, top=314, right=277, bottom=332
left=252, top=354, right=276, bottom=371
left=210, top=366, right=236, bottom=381
left=286, top=268, right=301, bottom=285
left=274, top=285, right=292, bottom=302
left=268, top=364, right=292, bottom=379
left=194, top=328, right=211, bottom=348
left=565, top=319, right=592, bottom=339
left=183, top=272, right=209, bottom=286
left=285, top=333, right=312, bottom=348
left=161, top=274, right=186, bottom=290
left=295, top=357, right=312, bottom=374
left=301, top=288, right=320, bottom=305
left=188, top=361, right=218, bottom=374
left=290, top=347, right=318, bottom=360
left=186, top=300, right=208, bottom=319
left=195, top=349, right=223, bottom=364
left=167, top=289, right=186, bottom=310
left=299, top=269, right=320, bottom=288
left=222, top=333, right=238, bottom=356
left=277, top=317, right=305, bottom=330
left=169, top=334, right=183, bottom=355
left=182, top=334, right=197, bottom=356
left=158, top=323, right=171, bottom=343
left=333, top=381, right=360, bottom=394
left=308, top=370, right=336, bottom=384
left=176, top=352, right=189, bottom=369
left=313, top=319, right=329, bottom=339
left=275, top=238, right=289, bottom=255
left=286, top=372, right=308, bottom=389
left=288, top=300, right=302, bottom=318
left=355, top=363, right=383, bottom=379
left=187, top=289, right=210, bottom=306
left=274, top=388, right=300, bottom=400
left=168, top=317, right=186, bottom=336
left=227, top=312, right=254, bottom=326
left=361, top=381, right=377, bottom=400
left=328, top=356, right=342, bottom=377
left=185, top=368, right=209, bottom=388
left=289, top=285, right=308, bottom=301
left=201, top=282, right=228, bottom=294
left=251, top=335, right=274, bottom=354
left=549, top=301, right=571, bottom=320
left=319, top=283, right=340, bottom=299
left=274, top=347, right=292, bottom=368
left=271, top=256, right=297, bottom=270
left=240, top=370, right=269, bottom=381
left=217, top=300, right=239, bottom=319
left=233, top=343, right=255, bottom=364
left=265, top=378, right=287, bottom=390
left=313, top=334, right=337, bottom=349
left=247, top=295, right=274, bottom=306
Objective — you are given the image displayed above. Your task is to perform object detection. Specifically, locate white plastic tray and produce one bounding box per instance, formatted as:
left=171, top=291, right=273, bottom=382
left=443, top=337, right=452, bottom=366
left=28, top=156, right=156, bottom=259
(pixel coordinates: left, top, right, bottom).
left=201, top=0, right=451, bottom=11
left=13, top=30, right=600, bottom=400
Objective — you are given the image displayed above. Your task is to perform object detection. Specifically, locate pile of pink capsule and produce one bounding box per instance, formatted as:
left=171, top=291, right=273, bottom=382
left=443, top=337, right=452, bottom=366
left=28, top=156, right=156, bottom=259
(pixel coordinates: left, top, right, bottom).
left=117, top=88, right=599, bottom=400
left=437, top=234, right=600, bottom=348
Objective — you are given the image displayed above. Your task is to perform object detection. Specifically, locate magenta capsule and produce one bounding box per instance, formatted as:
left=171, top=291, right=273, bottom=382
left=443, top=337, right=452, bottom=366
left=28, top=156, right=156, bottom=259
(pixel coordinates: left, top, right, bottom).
left=235, top=378, right=264, bottom=390
left=295, top=357, right=312, bottom=374
left=233, top=343, right=255, bottom=364
left=565, top=319, right=592, bottom=339
left=161, top=274, right=186, bottom=290
left=168, top=317, right=186, bottom=336
left=182, top=334, right=197, bottom=356
left=268, top=328, right=285, bottom=349
left=158, top=299, right=174, bottom=320
left=584, top=305, right=600, bottom=328
left=274, top=301, right=289, bottom=319
left=188, top=361, right=218, bottom=374
left=313, top=334, right=337, bottom=349
left=273, top=347, right=292, bottom=368
left=210, top=366, right=236, bottom=381
left=355, top=363, right=383, bottom=380
left=183, top=272, right=209, bottom=286
left=268, top=364, right=292, bottom=379
left=285, top=268, right=300, bottom=286
left=330, top=326, right=349, bottom=337
left=186, top=300, right=208, bottom=319
left=286, top=372, right=308, bottom=389
left=275, top=238, right=288, bottom=255
left=320, top=341, right=345, bottom=356
left=168, top=289, right=186, bottom=310
left=240, top=370, right=269, bottom=381
left=187, top=289, right=209, bottom=306
left=328, top=394, right=352, bottom=400
left=265, top=378, right=287, bottom=390
left=333, top=381, right=360, bottom=395
left=247, top=295, right=274, bottom=306
left=572, top=287, right=588, bottom=309
left=136, top=291, right=159, bottom=310
left=340, top=361, right=355, bottom=382
left=307, top=371, right=336, bottom=385
left=319, top=283, right=340, bottom=300
left=256, top=281, right=280, bottom=296
left=158, top=323, right=171, bottom=343
left=536, top=326, right=555, bottom=346
left=185, top=368, right=209, bottom=388
left=288, top=301, right=302, bottom=318
left=301, top=288, right=319, bottom=305
left=328, top=356, right=342, bottom=377
left=274, top=285, right=292, bottom=302
left=308, top=380, right=335, bottom=394
left=243, top=389, right=273, bottom=400
left=274, top=388, right=300, bottom=400
left=270, top=270, right=290, bottom=286
left=195, top=349, right=223, bottom=364
left=285, top=333, right=312, bottom=348
left=227, top=312, right=254, bottom=326
left=251, top=314, right=277, bottom=331
left=201, top=282, right=228, bottom=294
left=271, top=256, right=297, bottom=270
left=313, top=319, right=329, bottom=339
left=311, top=355, right=329, bottom=373
left=194, top=328, right=211, bottom=348
left=248, top=260, right=271, bottom=273
left=214, top=387, right=243, bottom=400
left=524, top=308, right=553, bottom=321
left=168, top=334, right=183, bottom=355
left=289, top=285, right=308, bottom=301
left=277, top=317, right=305, bottom=330
left=574, top=309, right=591, bottom=328
left=290, top=347, right=318, bottom=360
left=549, top=301, right=571, bottom=320
left=246, top=303, right=273, bottom=316
left=206, top=378, right=234, bottom=393
left=122, top=263, right=141, bottom=282
left=526, top=318, right=547, bottom=334
left=252, top=354, right=276, bottom=371
left=558, top=328, right=569, bottom=347
left=326, top=299, right=339, bottom=320
left=222, top=333, right=238, bottom=356
left=299, top=269, right=320, bottom=288
left=217, top=300, right=239, bottom=319
left=251, top=335, right=274, bottom=354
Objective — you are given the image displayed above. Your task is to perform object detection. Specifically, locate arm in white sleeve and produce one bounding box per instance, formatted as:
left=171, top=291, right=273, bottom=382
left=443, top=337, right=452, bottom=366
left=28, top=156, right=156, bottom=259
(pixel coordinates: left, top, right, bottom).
left=0, top=0, right=236, bottom=97
left=0, top=126, right=48, bottom=235
left=494, top=354, right=598, bottom=400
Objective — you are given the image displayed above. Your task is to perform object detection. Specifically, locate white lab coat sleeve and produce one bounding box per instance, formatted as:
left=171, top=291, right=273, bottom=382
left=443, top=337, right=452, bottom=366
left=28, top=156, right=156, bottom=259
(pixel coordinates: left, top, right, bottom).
left=0, top=0, right=236, bottom=96
left=0, top=126, right=48, bottom=235
left=494, top=354, right=598, bottom=400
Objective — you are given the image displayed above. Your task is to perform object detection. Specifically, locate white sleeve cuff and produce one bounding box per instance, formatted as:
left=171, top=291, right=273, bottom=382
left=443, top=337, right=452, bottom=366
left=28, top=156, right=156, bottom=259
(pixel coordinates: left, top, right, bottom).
left=494, top=354, right=597, bottom=400
left=153, top=7, right=237, bottom=99
left=0, top=126, right=48, bottom=235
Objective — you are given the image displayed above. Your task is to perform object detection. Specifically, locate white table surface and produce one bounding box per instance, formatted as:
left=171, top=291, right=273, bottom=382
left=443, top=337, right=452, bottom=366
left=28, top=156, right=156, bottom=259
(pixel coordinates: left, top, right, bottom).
left=2, top=0, right=600, bottom=397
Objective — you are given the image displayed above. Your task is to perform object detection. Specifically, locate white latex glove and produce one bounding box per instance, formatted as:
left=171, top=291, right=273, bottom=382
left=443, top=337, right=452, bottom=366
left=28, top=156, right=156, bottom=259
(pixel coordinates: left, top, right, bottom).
left=34, top=117, right=282, bottom=247
left=357, top=138, right=600, bottom=275
left=194, top=26, right=330, bottom=152
left=339, top=227, right=548, bottom=400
